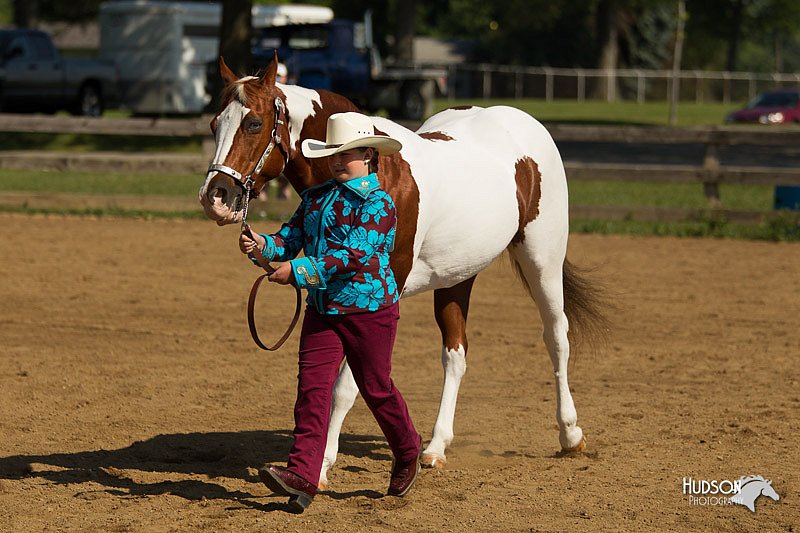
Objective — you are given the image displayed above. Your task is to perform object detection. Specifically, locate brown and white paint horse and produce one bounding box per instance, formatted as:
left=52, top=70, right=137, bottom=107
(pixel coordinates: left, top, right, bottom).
left=198, top=56, right=606, bottom=489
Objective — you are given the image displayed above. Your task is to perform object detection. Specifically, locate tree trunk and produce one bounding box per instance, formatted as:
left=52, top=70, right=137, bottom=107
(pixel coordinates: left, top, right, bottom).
left=773, top=32, right=783, bottom=72
left=219, top=0, right=253, bottom=77
left=725, top=0, right=743, bottom=71
left=13, top=0, right=39, bottom=28
left=594, top=0, right=619, bottom=101
left=669, top=0, right=686, bottom=126
left=393, top=0, right=417, bottom=64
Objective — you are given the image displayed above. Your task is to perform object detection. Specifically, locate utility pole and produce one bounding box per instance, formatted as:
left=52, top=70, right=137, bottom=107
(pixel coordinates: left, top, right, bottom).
left=669, top=0, right=686, bottom=126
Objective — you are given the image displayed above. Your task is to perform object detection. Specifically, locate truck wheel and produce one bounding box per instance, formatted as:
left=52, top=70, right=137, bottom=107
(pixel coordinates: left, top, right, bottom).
left=399, top=81, right=434, bottom=121
left=74, top=83, right=104, bottom=117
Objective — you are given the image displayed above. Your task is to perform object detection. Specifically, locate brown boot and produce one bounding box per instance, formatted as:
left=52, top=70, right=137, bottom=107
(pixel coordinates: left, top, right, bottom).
left=258, top=464, right=317, bottom=512
left=387, top=456, right=421, bottom=497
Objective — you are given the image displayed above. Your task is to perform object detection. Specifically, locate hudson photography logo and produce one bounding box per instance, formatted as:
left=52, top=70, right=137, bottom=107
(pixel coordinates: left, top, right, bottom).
left=682, top=475, right=780, bottom=512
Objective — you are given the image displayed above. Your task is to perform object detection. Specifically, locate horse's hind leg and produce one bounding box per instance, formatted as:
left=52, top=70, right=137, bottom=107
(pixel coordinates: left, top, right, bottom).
left=421, top=276, right=476, bottom=469
left=318, top=362, right=359, bottom=490
left=508, top=245, right=585, bottom=452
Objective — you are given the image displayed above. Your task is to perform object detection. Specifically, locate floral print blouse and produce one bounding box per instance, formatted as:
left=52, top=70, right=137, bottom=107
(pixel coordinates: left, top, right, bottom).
left=253, top=172, right=399, bottom=315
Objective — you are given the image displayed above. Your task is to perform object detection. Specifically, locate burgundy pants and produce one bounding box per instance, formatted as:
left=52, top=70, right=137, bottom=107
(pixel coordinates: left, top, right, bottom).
left=286, top=302, right=420, bottom=486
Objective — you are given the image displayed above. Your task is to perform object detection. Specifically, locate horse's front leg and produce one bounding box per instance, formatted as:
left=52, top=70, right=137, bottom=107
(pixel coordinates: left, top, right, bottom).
left=318, top=361, right=359, bottom=490
left=421, top=277, right=475, bottom=469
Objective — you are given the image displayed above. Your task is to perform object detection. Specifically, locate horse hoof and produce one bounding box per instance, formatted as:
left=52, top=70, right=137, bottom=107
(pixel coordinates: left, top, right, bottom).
left=317, top=479, right=328, bottom=491
left=421, top=452, right=446, bottom=469
left=562, top=435, right=587, bottom=454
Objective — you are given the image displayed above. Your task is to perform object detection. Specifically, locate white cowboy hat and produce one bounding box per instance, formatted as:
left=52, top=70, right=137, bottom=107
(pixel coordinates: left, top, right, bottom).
left=301, top=112, right=402, bottom=158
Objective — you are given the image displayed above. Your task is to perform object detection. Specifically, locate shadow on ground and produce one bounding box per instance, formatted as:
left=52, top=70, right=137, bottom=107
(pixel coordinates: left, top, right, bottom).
left=0, top=430, right=391, bottom=508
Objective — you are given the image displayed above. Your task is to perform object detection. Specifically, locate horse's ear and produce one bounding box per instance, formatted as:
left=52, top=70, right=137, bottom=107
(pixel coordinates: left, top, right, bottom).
left=219, top=56, right=238, bottom=85
left=259, top=50, right=279, bottom=88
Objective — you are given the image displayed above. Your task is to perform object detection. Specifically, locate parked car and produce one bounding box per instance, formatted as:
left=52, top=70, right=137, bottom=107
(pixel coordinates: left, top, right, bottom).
left=0, top=29, right=119, bottom=116
left=725, top=88, right=800, bottom=125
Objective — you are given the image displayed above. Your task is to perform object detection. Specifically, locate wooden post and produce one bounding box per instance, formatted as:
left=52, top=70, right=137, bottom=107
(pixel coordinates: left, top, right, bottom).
left=545, top=67, right=553, bottom=102
left=703, top=142, right=721, bottom=207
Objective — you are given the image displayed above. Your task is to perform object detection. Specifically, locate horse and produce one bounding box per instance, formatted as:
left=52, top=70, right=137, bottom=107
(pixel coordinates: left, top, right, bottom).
left=730, top=475, right=780, bottom=512
left=198, top=54, right=607, bottom=489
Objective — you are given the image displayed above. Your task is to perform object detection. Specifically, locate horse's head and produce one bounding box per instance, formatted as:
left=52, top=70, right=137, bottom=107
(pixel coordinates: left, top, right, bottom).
left=199, top=54, right=291, bottom=226
left=761, top=480, right=780, bottom=501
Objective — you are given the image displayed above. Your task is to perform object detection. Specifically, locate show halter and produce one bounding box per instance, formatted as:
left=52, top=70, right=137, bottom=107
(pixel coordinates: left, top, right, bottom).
left=207, top=95, right=300, bottom=351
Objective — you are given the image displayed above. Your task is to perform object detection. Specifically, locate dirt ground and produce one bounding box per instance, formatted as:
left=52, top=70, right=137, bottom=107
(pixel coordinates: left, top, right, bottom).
left=1, top=214, right=798, bottom=532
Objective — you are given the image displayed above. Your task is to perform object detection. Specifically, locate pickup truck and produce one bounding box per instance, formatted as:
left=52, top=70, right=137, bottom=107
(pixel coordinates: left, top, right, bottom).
left=0, top=29, right=119, bottom=116
left=209, top=12, right=447, bottom=120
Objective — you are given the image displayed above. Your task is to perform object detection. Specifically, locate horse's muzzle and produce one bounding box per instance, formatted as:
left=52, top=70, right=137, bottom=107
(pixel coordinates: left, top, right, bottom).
left=199, top=172, right=245, bottom=225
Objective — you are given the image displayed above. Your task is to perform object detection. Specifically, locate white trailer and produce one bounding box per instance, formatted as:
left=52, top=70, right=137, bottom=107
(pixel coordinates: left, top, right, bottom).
left=99, top=1, right=332, bottom=114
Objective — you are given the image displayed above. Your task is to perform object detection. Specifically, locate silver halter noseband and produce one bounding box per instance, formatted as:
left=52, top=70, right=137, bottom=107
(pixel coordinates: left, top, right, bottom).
left=207, top=96, right=289, bottom=229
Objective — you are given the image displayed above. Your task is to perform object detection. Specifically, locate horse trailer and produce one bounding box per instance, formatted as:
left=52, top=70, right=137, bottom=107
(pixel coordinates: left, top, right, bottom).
left=99, top=1, right=332, bottom=114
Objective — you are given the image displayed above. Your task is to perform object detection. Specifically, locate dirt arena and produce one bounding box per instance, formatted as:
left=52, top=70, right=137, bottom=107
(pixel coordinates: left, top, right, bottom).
left=1, top=214, right=797, bottom=531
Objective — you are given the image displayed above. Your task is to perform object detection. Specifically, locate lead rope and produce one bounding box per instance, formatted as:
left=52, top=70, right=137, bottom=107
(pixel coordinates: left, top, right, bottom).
left=242, top=178, right=302, bottom=351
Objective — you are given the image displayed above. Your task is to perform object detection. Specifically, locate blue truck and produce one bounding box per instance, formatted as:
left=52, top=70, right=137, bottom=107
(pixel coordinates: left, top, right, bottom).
left=211, top=12, right=447, bottom=120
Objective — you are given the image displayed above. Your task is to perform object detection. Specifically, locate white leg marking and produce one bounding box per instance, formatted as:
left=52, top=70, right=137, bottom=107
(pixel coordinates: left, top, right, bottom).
left=535, top=271, right=583, bottom=451
left=509, top=244, right=584, bottom=452
left=318, top=362, right=358, bottom=489
left=544, top=307, right=583, bottom=451
left=422, top=345, right=467, bottom=468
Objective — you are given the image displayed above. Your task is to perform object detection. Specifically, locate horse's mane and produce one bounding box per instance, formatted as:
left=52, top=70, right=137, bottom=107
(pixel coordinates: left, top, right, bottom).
left=739, top=475, right=767, bottom=485
left=222, top=76, right=260, bottom=107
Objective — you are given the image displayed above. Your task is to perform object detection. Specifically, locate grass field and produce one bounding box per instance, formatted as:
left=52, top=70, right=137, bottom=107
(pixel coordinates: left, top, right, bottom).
left=0, top=169, right=774, bottom=212
left=0, top=99, right=797, bottom=240
left=433, top=99, right=743, bottom=127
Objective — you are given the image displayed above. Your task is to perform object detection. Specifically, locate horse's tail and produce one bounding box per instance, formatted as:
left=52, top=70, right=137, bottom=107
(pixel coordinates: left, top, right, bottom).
left=561, top=259, right=611, bottom=355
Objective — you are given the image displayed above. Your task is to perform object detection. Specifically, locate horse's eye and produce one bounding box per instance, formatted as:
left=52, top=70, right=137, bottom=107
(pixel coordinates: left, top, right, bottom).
left=245, top=119, right=263, bottom=133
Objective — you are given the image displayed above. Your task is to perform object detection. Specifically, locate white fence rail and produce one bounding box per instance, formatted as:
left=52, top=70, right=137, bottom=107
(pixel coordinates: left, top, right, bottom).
left=439, top=64, right=800, bottom=104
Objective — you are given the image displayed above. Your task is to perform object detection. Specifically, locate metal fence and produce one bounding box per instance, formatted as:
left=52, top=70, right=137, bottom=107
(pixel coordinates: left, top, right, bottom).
left=440, top=64, right=800, bottom=104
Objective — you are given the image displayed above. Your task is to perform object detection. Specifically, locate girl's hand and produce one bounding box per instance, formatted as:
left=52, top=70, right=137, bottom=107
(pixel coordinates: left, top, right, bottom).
left=240, top=226, right=266, bottom=256
left=268, top=262, right=294, bottom=285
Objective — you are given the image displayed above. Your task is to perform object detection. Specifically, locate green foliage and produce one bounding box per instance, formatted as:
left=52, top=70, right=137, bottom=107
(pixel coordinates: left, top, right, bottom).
left=684, top=0, right=800, bottom=71
left=7, top=0, right=800, bottom=73
left=0, top=0, right=11, bottom=24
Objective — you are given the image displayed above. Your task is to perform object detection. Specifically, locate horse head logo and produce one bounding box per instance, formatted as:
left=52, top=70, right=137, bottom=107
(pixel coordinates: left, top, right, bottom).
left=730, top=475, right=780, bottom=512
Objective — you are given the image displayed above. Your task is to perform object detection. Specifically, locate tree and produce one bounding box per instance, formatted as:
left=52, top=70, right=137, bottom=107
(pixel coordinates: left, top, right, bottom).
left=13, top=0, right=37, bottom=27
left=684, top=0, right=800, bottom=72
left=219, top=0, right=253, bottom=77
left=393, top=0, right=417, bottom=63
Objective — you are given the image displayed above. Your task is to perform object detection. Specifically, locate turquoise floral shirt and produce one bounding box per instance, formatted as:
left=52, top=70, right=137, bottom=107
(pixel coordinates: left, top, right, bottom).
left=253, top=173, right=399, bottom=314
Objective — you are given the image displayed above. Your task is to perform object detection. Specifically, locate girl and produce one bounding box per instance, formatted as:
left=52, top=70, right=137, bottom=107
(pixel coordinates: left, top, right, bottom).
left=240, top=112, right=421, bottom=512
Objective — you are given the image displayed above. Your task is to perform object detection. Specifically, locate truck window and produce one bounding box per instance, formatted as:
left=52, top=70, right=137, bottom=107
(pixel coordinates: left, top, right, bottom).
left=254, top=29, right=282, bottom=51
left=287, top=26, right=327, bottom=50
left=6, top=36, right=31, bottom=59
left=29, top=34, right=56, bottom=61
